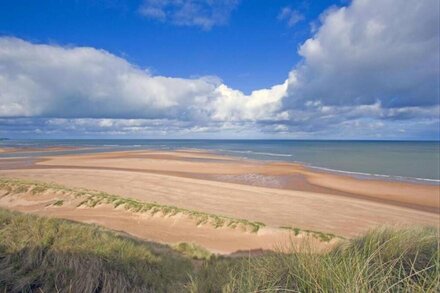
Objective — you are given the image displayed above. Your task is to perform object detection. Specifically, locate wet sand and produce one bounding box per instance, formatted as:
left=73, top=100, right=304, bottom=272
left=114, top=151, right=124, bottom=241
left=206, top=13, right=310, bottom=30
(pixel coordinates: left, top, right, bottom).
left=34, top=150, right=440, bottom=211
left=0, top=149, right=438, bottom=253
left=0, top=146, right=81, bottom=154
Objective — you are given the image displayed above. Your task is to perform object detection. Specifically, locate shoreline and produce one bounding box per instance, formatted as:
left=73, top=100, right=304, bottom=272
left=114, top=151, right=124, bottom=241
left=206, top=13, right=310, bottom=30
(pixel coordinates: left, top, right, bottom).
left=0, top=149, right=439, bottom=212
left=212, top=149, right=440, bottom=186
left=307, top=163, right=440, bottom=185
left=1, top=145, right=439, bottom=186
left=0, top=148, right=438, bottom=253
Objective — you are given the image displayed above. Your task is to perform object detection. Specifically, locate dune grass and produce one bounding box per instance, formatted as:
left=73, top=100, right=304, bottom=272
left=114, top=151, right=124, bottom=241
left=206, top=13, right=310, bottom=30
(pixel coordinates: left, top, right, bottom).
left=76, top=193, right=265, bottom=233
left=0, top=177, right=439, bottom=292
left=172, top=242, right=213, bottom=261
left=0, top=208, right=438, bottom=292
left=0, top=177, right=265, bottom=233
left=213, top=226, right=439, bottom=292
left=280, top=225, right=343, bottom=242
left=0, top=208, right=193, bottom=292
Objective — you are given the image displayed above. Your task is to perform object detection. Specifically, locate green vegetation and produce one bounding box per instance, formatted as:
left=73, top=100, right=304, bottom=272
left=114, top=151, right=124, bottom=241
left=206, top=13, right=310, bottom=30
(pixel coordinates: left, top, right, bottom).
left=172, top=242, right=213, bottom=261
left=281, top=226, right=343, bottom=242
left=52, top=199, right=64, bottom=206
left=0, top=177, right=265, bottom=233
left=0, top=208, right=192, bottom=292
left=76, top=193, right=265, bottom=233
left=0, top=208, right=438, bottom=292
left=212, top=226, right=439, bottom=292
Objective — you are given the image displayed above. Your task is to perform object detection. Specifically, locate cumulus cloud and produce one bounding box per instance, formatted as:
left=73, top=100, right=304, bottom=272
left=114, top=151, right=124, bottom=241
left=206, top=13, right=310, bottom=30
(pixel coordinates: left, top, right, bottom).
left=139, top=0, right=239, bottom=30
left=284, top=0, right=439, bottom=110
left=0, top=0, right=439, bottom=138
left=0, top=37, right=285, bottom=125
left=211, top=81, right=289, bottom=122
left=0, top=37, right=219, bottom=120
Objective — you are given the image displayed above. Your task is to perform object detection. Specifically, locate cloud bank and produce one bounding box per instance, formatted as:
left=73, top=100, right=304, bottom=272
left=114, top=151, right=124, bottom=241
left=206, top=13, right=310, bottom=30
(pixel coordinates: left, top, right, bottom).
left=0, top=0, right=438, bottom=139
left=286, top=0, right=439, bottom=109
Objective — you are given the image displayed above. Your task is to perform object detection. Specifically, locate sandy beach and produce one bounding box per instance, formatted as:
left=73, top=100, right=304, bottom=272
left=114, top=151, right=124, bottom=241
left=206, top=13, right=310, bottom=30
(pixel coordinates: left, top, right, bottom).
left=0, top=149, right=438, bottom=254
left=0, top=146, right=82, bottom=154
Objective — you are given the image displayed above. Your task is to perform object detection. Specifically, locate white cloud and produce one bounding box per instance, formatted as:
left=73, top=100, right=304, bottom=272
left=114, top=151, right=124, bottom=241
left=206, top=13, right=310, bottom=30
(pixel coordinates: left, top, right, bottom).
left=0, top=37, right=219, bottom=119
left=278, top=7, right=304, bottom=27
left=0, top=37, right=285, bottom=123
left=284, top=0, right=439, bottom=110
left=211, top=81, right=288, bottom=121
left=0, top=0, right=439, bottom=139
left=139, top=0, right=239, bottom=30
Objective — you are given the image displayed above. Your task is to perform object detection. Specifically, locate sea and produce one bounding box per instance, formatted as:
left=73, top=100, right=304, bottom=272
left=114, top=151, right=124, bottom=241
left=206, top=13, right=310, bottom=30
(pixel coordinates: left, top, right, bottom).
left=0, top=139, right=439, bottom=184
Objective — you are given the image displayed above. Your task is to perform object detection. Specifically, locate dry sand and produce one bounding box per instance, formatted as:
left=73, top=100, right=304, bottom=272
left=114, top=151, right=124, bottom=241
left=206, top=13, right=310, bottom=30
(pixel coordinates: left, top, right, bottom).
left=0, top=190, right=312, bottom=254
left=34, top=150, right=440, bottom=211
left=0, top=149, right=438, bottom=253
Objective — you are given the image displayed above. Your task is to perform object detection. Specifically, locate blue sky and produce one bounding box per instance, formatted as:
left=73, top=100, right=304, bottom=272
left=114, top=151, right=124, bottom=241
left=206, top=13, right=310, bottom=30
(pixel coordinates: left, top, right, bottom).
left=0, top=0, right=337, bottom=93
left=0, top=0, right=439, bottom=139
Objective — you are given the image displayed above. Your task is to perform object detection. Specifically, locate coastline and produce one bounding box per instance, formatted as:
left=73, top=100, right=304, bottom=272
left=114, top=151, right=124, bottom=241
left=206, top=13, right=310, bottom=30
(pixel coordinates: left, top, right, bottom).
left=0, top=148, right=438, bottom=253
left=307, top=164, right=440, bottom=185
left=213, top=148, right=440, bottom=185
left=2, top=143, right=439, bottom=185
left=11, top=149, right=440, bottom=209
left=0, top=146, right=82, bottom=154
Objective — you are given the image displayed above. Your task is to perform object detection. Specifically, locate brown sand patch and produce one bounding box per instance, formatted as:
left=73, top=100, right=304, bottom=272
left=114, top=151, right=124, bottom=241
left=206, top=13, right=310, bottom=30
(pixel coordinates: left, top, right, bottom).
left=0, top=146, right=82, bottom=154
left=31, top=150, right=440, bottom=211
left=0, top=168, right=437, bottom=238
left=0, top=189, right=330, bottom=254
left=0, top=148, right=438, bottom=253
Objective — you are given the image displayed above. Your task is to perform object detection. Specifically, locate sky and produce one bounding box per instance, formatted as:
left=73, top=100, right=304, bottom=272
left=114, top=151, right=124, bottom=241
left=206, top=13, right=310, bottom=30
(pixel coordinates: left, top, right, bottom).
left=0, top=0, right=439, bottom=139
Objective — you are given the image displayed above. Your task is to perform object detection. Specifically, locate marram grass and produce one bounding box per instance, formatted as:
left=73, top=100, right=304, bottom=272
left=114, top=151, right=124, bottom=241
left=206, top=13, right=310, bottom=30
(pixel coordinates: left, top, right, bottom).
left=280, top=225, right=343, bottom=242
left=0, top=176, right=439, bottom=292
left=0, top=209, right=438, bottom=292
left=0, top=177, right=265, bottom=233
left=172, top=242, right=213, bottom=261
left=220, top=226, right=439, bottom=292
left=0, top=208, right=193, bottom=292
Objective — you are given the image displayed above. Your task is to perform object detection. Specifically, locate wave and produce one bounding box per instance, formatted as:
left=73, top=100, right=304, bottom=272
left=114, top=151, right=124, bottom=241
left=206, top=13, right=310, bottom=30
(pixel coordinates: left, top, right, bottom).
left=219, top=149, right=293, bottom=157
left=102, top=144, right=143, bottom=148
left=309, top=166, right=440, bottom=184
left=217, top=149, right=439, bottom=184
left=215, top=149, right=439, bottom=184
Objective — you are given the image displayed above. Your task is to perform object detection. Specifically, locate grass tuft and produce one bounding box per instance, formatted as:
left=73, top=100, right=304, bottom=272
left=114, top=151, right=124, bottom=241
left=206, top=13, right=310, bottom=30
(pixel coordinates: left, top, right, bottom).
left=0, top=208, right=437, bottom=292
left=172, top=242, right=213, bottom=260
left=52, top=199, right=64, bottom=206
left=0, top=177, right=265, bottom=233
left=0, top=208, right=193, bottom=292
left=199, top=226, right=439, bottom=292
left=281, top=226, right=343, bottom=242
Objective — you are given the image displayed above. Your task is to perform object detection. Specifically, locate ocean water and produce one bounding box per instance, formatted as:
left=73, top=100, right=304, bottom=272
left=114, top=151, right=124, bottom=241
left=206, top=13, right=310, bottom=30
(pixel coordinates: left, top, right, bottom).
left=0, top=139, right=439, bottom=184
